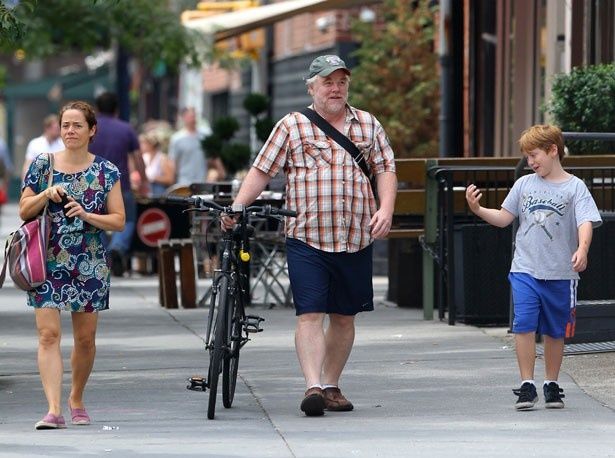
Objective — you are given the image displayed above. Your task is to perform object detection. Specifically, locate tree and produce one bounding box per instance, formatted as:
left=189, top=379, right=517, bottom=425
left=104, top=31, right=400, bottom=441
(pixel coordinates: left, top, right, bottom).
left=0, top=0, right=203, bottom=72
left=350, top=0, right=439, bottom=157
left=0, top=1, right=35, bottom=47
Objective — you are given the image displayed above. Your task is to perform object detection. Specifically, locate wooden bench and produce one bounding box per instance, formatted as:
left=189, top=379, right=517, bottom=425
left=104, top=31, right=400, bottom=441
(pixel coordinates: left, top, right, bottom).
left=388, top=159, right=429, bottom=239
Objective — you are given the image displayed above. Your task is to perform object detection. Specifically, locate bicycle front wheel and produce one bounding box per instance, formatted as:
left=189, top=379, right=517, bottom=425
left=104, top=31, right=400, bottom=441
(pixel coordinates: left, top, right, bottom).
left=222, top=289, right=243, bottom=408
left=207, top=275, right=229, bottom=420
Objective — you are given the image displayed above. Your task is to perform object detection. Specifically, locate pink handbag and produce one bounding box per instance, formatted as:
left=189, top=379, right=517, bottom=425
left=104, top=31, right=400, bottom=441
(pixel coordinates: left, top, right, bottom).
left=0, top=154, right=53, bottom=291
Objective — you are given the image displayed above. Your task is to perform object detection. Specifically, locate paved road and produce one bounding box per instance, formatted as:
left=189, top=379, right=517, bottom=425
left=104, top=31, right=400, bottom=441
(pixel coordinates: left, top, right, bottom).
left=1, top=203, right=615, bottom=457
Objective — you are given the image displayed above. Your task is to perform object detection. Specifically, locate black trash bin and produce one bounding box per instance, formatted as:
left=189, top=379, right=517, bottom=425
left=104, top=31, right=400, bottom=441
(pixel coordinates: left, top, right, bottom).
left=453, top=224, right=512, bottom=325
left=387, top=238, right=423, bottom=308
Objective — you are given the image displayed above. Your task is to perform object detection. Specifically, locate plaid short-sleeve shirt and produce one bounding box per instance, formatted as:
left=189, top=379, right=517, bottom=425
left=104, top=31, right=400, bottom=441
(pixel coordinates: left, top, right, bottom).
left=252, top=105, right=396, bottom=253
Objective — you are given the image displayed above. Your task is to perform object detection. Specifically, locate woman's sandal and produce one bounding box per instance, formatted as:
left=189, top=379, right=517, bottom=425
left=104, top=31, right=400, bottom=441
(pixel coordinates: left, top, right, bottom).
left=68, top=401, right=91, bottom=425
left=35, top=413, right=67, bottom=430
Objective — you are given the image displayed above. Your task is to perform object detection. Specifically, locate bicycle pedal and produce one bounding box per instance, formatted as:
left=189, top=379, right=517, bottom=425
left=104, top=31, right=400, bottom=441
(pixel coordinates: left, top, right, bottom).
left=245, top=314, right=265, bottom=323
left=242, top=315, right=265, bottom=333
left=186, top=376, right=207, bottom=392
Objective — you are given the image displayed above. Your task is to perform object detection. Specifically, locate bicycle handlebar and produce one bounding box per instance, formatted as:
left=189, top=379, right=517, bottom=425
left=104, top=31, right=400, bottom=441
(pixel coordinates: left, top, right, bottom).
left=166, top=194, right=297, bottom=218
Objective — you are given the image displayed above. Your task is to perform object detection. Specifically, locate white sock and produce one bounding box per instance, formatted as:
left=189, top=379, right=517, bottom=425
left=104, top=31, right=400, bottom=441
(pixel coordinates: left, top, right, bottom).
left=521, top=379, right=535, bottom=386
left=544, top=380, right=558, bottom=386
left=308, top=384, right=322, bottom=390
left=322, top=384, right=337, bottom=390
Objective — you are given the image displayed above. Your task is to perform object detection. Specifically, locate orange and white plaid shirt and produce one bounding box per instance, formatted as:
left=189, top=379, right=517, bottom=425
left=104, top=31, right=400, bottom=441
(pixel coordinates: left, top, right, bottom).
left=252, top=104, right=396, bottom=253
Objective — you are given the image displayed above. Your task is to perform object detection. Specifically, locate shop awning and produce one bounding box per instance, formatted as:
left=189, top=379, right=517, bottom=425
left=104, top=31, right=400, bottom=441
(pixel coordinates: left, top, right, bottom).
left=184, top=0, right=377, bottom=42
left=3, top=66, right=111, bottom=101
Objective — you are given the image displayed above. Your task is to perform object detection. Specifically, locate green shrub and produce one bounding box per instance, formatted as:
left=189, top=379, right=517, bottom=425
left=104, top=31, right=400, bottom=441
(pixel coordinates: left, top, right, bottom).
left=221, top=143, right=252, bottom=175
left=254, top=117, right=275, bottom=143
left=203, top=93, right=274, bottom=176
left=243, top=93, right=269, bottom=117
left=547, top=63, right=615, bottom=154
left=200, top=134, right=222, bottom=159
left=212, top=116, right=240, bottom=141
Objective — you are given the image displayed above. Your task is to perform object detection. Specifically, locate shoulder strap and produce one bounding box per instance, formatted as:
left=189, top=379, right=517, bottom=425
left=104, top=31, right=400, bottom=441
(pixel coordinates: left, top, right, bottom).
left=43, top=153, right=54, bottom=213
left=299, top=108, right=372, bottom=180
left=46, top=153, right=54, bottom=187
left=0, top=236, right=9, bottom=288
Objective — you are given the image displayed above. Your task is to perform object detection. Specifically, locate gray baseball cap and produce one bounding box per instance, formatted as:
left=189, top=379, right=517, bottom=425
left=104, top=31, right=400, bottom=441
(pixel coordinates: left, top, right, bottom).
left=307, top=55, right=351, bottom=79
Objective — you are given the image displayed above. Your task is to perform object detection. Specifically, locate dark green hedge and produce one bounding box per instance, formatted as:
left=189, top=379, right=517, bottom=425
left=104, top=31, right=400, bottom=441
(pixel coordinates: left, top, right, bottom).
left=548, top=64, right=615, bottom=154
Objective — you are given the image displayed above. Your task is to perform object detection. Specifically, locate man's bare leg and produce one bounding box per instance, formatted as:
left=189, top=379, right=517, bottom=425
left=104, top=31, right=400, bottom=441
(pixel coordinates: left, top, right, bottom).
left=322, top=314, right=355, bottom=386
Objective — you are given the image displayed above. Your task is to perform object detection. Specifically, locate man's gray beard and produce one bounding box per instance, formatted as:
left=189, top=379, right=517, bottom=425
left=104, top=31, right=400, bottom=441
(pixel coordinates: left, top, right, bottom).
left=323, top=100, right=345, bottom=115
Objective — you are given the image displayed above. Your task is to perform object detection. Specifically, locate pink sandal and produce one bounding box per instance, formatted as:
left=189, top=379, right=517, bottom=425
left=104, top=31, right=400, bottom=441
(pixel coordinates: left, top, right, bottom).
left=68, top=401, right=91, bottom=425
left=35, top=413, right=67, bottom=430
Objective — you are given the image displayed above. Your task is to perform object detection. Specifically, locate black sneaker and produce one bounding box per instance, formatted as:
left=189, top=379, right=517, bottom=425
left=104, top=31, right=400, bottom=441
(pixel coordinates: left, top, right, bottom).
left=513, top=382, right=538, bottom=410
left=543, top=382, right=565, bottom=409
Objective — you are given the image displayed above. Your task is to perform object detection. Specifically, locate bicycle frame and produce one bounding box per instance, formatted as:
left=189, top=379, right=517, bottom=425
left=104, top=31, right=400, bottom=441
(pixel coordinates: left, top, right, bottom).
left=205, top=222, right=251, bottom=353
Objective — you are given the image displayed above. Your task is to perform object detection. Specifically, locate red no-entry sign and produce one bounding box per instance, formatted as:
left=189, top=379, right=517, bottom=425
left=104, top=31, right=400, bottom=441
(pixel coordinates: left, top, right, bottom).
left=136, top=207, right=171, bottom=247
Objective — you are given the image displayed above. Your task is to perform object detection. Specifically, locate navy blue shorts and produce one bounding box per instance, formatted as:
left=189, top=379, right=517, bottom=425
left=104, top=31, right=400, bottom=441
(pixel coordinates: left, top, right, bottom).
left=286, top=238, right=374, bottom=316
left=509, top=272, right=577, bottom=339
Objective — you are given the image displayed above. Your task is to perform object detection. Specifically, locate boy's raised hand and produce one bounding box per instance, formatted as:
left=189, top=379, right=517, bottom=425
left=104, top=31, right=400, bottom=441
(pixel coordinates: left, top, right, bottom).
left=465, top=184, right=482, bottom=214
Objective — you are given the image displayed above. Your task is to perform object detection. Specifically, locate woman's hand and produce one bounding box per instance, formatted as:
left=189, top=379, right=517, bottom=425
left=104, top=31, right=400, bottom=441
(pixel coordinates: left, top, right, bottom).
left=44, top=185, right=68, bottom=204
left=63, top=196, right=88, bottom=222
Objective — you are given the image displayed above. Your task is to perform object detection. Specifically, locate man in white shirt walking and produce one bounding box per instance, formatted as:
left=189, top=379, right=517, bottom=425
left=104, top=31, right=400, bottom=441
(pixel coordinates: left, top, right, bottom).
left=22, top=114, right=64, bottom=178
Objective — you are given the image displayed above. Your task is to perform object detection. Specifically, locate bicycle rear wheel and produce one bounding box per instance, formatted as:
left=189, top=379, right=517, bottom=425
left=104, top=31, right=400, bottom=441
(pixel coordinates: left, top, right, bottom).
left=207, top=275, right=229, bottom=420
left=222, top=290, right=243, bottom=408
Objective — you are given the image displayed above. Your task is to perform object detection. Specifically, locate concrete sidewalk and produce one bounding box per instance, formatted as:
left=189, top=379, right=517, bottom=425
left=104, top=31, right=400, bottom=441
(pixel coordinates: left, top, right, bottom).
left=2, top=279, right=615, bottom=457
left=2, top=202, right=615, bottom=457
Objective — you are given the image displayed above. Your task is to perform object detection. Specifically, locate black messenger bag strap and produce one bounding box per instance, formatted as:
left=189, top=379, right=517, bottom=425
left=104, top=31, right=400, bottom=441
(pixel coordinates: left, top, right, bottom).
left=300, top=108, right=374, bottom=185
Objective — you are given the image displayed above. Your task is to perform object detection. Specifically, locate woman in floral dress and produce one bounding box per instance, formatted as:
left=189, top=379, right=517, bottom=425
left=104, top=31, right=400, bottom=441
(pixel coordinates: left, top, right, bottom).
left=19, top=101, right=125, bottom=430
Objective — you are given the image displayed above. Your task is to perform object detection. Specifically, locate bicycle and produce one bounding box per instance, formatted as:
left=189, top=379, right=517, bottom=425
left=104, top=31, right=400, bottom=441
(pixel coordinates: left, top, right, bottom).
left=168, top=195, right=296, bottom=419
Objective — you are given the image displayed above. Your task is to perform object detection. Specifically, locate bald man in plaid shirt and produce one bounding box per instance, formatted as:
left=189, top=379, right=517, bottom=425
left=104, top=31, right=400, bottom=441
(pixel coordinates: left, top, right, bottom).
left=223, top=55, right=397, bottom=416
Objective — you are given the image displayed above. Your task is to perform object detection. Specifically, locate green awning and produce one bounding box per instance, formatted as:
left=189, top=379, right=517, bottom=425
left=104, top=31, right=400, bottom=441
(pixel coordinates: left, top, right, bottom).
left=3, top=66, right=112, bottom=101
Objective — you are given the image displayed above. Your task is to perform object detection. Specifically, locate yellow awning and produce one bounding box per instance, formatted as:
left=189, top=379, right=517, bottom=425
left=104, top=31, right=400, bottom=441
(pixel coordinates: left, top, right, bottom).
left=184, top=0, right=377, bottom=42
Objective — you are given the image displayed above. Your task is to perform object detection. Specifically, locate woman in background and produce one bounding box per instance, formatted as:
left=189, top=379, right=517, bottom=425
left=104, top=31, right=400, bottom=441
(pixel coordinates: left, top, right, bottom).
left=137, top=131, right=175, bottom=197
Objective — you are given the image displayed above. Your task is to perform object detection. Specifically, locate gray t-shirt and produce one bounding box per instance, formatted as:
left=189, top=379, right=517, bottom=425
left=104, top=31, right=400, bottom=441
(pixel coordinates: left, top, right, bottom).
left=169, top=129, right=207, bottom=185
left=502, top=173, right=602, bottom=280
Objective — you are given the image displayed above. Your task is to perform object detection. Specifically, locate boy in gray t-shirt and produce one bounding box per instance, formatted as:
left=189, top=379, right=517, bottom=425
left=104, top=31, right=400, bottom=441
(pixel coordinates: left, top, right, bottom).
left=465, top=125, right=601, bottom=411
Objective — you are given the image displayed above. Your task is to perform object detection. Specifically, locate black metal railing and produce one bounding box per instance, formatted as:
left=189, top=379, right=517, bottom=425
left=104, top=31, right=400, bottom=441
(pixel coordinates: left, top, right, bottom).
left=429, top=159, right=615, bottom=326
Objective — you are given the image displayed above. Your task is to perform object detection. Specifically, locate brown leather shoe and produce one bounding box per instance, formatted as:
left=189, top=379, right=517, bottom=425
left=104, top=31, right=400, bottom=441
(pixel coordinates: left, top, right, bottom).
left=300, top=387, right=325, bottom=416
left=323, top=387, right=354, bottom=411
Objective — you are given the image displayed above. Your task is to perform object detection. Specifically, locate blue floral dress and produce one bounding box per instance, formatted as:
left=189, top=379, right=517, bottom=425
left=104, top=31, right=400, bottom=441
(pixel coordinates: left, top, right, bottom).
left=23, top=154, right=120, bottom=312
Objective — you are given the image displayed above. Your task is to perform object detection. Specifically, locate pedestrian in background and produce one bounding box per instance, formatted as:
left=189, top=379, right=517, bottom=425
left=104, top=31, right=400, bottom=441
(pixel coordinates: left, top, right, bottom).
left=137, top=131, right=175, bottom=198
left=20, top=101, right=125, bottom=429
left=89, top=92, right=147, bottom=276
left=169, top=107, right=225, bottom=186
left=169, top=107, right=208, bottom=186
left=465, top=124, right=602, bottom=410
left=222, top=55, right=397, bottom=416
left=22, top=114, right=64, bottom=178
